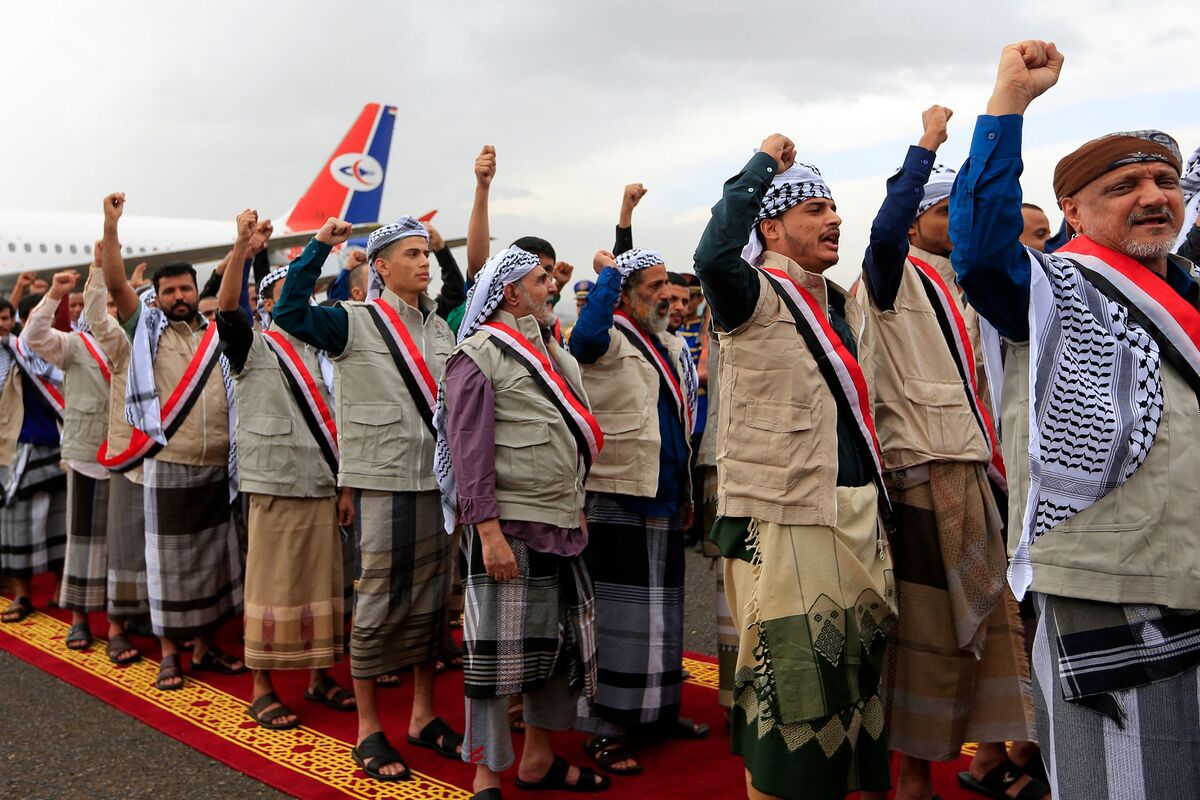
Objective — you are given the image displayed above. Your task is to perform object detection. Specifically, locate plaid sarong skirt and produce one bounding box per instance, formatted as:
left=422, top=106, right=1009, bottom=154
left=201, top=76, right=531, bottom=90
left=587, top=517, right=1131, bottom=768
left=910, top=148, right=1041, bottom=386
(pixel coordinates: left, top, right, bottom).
left=461, top=525, right=597, bottom=701
left=0, top=444, right=66, bottom=579
left=59, top=468, right=110, bottom=612
left=143, top=459, right=242, bottom=640
left=106, top=471, right=149, bottom=620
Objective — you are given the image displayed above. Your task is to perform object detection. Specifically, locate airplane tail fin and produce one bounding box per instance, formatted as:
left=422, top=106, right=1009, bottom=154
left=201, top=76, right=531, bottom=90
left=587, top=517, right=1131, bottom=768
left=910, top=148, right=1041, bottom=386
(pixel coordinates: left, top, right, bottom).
left=284, top=103, right=396, bottom=232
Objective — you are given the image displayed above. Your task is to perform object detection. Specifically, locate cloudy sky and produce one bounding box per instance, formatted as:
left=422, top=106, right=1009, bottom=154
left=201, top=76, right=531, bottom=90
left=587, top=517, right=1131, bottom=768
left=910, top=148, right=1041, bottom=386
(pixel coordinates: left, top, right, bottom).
left=3, top=1, right=1196, bottom=289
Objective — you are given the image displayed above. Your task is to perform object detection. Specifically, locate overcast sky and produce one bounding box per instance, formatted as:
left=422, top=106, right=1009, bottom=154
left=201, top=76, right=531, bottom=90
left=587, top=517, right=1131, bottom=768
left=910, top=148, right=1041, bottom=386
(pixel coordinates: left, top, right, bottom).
left=3, top=1, right=1196, bottom=288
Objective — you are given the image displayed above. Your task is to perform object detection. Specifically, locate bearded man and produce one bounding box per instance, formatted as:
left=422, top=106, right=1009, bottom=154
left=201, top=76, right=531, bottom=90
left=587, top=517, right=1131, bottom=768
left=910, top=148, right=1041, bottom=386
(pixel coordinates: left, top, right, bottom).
left=951, top=40, right=1200, bottom=800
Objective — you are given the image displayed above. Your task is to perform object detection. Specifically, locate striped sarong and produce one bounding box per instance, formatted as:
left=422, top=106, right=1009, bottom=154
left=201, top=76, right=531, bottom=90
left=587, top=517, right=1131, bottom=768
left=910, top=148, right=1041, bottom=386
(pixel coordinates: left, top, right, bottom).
left=0, top=444, right=66, bottom=578
left=700, top=464, right=737, bottom=709
left=106, top=471, right=148, bottom=620
left=350, top=489, right=449, bottom=679
left=59, top=468, right=110, bottom=612
left=1032, top=593, right=1200, bottom=800
left=462, top=526, right=596, bottom=701
left=578, top=493, right=685, bottom=733
left=243, top=494, right=343, bottom=671
left=144, top=459, right=242, bottom=640
left=884, top=461, right=1035, bottom=760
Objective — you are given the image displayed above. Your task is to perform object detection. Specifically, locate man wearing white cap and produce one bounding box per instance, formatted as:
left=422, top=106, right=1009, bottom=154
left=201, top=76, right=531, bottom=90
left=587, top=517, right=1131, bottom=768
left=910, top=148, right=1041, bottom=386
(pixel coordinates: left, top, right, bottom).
left=694, top=136, right=895, bottom=800
left=859, top=107, right=1042, bottom=800
left=273, top=215, right=461, bottom=781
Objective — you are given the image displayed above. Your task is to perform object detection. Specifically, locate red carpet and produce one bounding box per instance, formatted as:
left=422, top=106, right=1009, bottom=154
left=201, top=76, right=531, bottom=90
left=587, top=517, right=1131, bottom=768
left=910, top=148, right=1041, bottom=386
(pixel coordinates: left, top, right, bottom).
left=0, top=574, right=989, bottom=799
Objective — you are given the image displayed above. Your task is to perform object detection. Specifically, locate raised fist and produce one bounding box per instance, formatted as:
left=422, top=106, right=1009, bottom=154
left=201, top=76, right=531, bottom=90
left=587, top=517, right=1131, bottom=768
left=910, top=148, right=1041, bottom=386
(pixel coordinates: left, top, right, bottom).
left=426, top=223, right=445, bottom=253
left=622, top=183, right=648, bottom=210
left=593, top=250, right=616, bottom=275
left=130, top=262, right=149, bottom=289
left=316, top=217, right=353, bottom=246
left=759, top=134, right=796, bottom=173
left=15, top=271, right=35, bottom=288
left=345, top=248, right=368, bottom=269
left=919, top=105, right=953, bottom=151
left=103, top=192, right=125, bottom=222
left=49, top=270, right=79, bottom=300
left=551, top=260, right=574, bottom=293
left=236, top=209, right=258, bottom=243
left=475, top=145, right=497, bottom=189
left=249, top=218, right=274, bottom=254
left=989, top=40, right=1064, bottom=116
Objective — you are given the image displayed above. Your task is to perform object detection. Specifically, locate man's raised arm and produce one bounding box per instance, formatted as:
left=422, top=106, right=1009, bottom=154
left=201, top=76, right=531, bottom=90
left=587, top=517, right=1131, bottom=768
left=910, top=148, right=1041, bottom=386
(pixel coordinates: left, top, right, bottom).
left=271, top=217, right=352, bottom=354
left=466, top=145, right=496, bottom=281
left=615, top=183, right=647, bottom=255
left=101, top=192, right=140, bottom=323
left=950, top=40, right=1064, bottom=341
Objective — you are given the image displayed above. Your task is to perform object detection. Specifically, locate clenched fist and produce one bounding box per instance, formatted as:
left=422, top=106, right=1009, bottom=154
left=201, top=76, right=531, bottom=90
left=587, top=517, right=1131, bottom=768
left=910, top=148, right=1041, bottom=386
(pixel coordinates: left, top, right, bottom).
left=987, top=40, right=1064, bottom=116
left=235, top=209, right=258, bottom=243
left=316, top=217, right=353, bottom=246
left=759, top=134, right=796, bottom=173
left=475, top=145, right=497, bottom=189
left=593, top=250, right=616, bottom=275
left=919, top=105, right=953, bottom=152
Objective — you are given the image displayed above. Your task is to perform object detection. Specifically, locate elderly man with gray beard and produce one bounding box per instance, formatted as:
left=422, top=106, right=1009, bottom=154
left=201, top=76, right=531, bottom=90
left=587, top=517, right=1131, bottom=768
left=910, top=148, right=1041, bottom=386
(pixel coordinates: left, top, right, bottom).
left=568, top=247, right=707, bottom=777
left=952, top=39, right=1200, bottom=800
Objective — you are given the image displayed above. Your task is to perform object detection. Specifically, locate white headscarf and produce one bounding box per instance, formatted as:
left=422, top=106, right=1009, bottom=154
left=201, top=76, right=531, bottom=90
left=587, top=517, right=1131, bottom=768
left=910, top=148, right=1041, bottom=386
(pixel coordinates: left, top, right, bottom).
left=365, top=215, right=429, bottom=300
left=918, top=164, right=957, bottom=216
left=1174, top=145, right=1200, bottom=252
left=741, top=160, right=833, bottom=267
left=613, top=248, right=666, bottom=290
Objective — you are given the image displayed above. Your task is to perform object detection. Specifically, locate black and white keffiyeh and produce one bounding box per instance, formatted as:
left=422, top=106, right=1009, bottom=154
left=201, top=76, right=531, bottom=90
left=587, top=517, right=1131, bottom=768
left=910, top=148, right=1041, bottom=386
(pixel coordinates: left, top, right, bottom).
left=613, top=248, right=666, bottom=290
left=256, top=266, right=290, bottom=329
left=1007, top=249, right=1164, bottom=598
left=365, top=215, right=428, bottom=300
left=435, top=246, right=543, bottom=532
left=918, top=164, right=956, bottom=216
left=1174, top=145, right=1200, bottom=252
left=742, top=161, right=833, bottom=267
left=0, top=337, right=62, bottom=400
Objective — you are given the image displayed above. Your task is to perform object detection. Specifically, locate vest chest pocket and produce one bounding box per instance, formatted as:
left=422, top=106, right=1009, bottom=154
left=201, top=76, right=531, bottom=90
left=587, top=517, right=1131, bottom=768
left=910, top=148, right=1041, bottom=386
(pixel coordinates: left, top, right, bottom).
left=744, top=400, right=813, bottom=468
left=592, top=409, right=643, bottom=469
left=902, top=378, right=980, bottom=454
left=494, top=420, right=552, bottom=490
left=241, top=414, right=297, bottom=480
left=343, top=402, right=406, bottom=468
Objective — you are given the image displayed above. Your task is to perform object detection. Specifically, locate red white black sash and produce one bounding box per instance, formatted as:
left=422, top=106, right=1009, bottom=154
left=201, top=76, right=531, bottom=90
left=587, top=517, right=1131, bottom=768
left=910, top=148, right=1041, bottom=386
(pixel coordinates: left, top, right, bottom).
left=1057, top=236, right=1200, bottom=394
left=365, top=298, right=438, bottom=435
left=97, top=323, right=223, bottom=472
left=759, top=267, right=887, bottom=500
left=908, top=256, right=1008, bottom=491
left=262, top=331, right=340, bottom=477
left=7, top=340, right=64, bottom=420
left=478, top=321, right=604, bottom=471
left=76, top=331, right=112, bottom=384
left=612, top=309, right=690, bottom=434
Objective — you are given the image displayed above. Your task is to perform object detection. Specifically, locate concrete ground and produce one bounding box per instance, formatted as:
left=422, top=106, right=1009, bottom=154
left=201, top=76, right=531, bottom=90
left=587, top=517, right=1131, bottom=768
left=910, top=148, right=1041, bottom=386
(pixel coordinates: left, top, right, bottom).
left=0, top=547, right=719, bottom=799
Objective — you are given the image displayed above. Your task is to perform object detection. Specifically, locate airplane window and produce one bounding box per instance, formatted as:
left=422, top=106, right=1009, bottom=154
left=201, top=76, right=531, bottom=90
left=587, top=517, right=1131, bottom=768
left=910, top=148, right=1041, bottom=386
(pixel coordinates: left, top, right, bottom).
left=6, top=243, right=13, bottom=253
left=124, top=247, right=132, bottom=255
left=139, top=247, right=146, bottom=254
left=69, top=245, right=77, bottom=254
left=24, top=243, right=31, bottom=253
left=54, top=244, right=62, bottom=254
left=84, top=244, right=92, bottom=255
left=39, top=243, right=47, bottom=253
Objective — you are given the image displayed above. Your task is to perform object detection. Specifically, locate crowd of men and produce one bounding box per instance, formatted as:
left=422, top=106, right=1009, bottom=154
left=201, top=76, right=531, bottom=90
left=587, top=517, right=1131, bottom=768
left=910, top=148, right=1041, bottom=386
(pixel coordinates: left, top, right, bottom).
left=2, top=39, right=1199, bottom=800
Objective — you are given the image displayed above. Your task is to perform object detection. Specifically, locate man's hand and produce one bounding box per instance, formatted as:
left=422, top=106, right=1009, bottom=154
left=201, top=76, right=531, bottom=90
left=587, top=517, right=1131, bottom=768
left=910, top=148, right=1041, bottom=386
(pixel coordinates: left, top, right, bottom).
left=48, top=270, right=79, bottom=301
left=987, top=40, right=1064, bottom=117
left=619, top=183, right=648, bottom=228
left=593, top=250, right=616, bottom=275
left=426, top=223, right=446, bottom=253
left=918, top=105, right=953, bottom=152
left=551, top=261, right=574, bottom=293
left=249, top=218, right=274, bottom=255
left=15, top=272, right=35, bottom=290
left=683, top=503, right=695, bottom=532
left=103, top=192, right=125, bottom=225
left=337, top=487, right=355, bottom=528
left=477, top=520, right=518, bottom=581
left=759, top=134, right=796, bottom=173
left=345, top=248, right=368, bottom=270
left=129, top=262, right=148, bottom=289
left=235, top=209, right=258, bottom=244
left=475, top=145, right=497, bottom=190
left=316, top=217, right=353, bottom=246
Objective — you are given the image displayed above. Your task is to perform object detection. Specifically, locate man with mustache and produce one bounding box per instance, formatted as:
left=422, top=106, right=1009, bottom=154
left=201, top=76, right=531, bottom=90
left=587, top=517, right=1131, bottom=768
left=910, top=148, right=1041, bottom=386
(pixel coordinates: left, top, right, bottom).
left=102, top=193, right=245, bottom=692
left=860, top=106, right=1042, bottom=800
left=666, top=272, right=691, bottom=334
left=569, top=247, right=703, bottom=776
left=694, top=139, right=895, bottom=800
left=951, top=40, right=1200, bottom=800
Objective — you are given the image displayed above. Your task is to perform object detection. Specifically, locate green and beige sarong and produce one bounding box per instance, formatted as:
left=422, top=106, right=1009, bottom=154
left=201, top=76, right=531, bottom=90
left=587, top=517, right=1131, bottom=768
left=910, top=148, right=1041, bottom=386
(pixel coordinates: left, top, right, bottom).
left=717, top=483, right=896, bottom=800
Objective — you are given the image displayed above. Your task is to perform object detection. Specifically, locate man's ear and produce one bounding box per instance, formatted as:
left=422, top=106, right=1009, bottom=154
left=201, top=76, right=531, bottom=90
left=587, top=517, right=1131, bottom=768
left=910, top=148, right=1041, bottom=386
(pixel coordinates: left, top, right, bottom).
left=372, top=257, right=389, bottom=279
left=759, top=218, right=779, bottom=243
left=1060, top=197, right=1083, bottom=235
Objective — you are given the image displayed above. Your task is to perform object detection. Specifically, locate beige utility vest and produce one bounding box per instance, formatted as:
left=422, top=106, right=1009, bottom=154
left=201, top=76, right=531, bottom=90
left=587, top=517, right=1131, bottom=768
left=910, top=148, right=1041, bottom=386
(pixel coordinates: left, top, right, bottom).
left=1004, top=341, right=1200, bottom=610
left=234, top=329, right=335, bottom=499
left=333, top=290, right=453, bottom=493
left=862, top=245, right=991, bottom=471
left=60, top=335, right=111, bottom=464
left=101, top=335, right=144, bottom=484
left=0, top=368, right=26, bottom=467
left=696, top=333, right=720, bottom=469
left=715, top=251, right=874, bottom=527
left=151, top=318, right=229, bottom=467
left=454, top=311, right=589, bottom=528
left=580, top=312, right=691, bottom=498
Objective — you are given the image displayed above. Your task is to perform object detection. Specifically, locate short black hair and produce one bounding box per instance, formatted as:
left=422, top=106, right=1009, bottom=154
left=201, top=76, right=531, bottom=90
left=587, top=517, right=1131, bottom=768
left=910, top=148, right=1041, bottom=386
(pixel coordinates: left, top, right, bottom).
left=511, top=236, right=556, bottom=263
left=0, top=299, right=14, bottom=318
left=1021, top=203, right=1044, bottom=213
left=667, top=272, right=689, bottom=288
left=152, top=262, right=198, bottom=292
left=18, top=292, right=43, bottom=321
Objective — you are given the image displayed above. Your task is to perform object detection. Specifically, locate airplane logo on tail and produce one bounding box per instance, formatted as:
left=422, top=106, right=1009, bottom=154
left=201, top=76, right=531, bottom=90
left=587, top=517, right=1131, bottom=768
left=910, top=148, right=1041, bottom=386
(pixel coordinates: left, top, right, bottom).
left=330, top=153, right=384, bottom=191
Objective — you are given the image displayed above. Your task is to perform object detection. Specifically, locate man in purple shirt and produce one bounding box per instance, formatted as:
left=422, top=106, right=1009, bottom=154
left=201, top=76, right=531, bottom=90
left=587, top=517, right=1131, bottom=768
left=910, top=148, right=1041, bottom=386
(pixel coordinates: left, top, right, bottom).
left=441, top=246, right=608, bottom=799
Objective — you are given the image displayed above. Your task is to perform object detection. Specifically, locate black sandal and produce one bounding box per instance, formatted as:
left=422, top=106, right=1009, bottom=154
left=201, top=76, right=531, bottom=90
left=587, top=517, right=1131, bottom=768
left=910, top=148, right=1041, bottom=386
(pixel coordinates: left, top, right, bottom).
left=106, top=632, right=141, bottom=665
left=65, top=622, right=92, bottom=651
left=155, top=653, right=184, bottom=691
left=471, top=790, right=502, bottom=800
left=515, top=754, right=611, bottom=793
left=406, top=716, right=463, bottom=760
left=304, top=676, right=356, bottom=711
left=958, top=759, right=1050, bottom=800
left=352, top=731, right=411, bottom=781
left=582, top=736, right=642, bottom=776
left=247, top=692, right=300, bottom=730
left=192, top=645, right=247, bottom=675
left=1, top=596, right=33, bottom=623
left=664, top=716, right=709, bottom=740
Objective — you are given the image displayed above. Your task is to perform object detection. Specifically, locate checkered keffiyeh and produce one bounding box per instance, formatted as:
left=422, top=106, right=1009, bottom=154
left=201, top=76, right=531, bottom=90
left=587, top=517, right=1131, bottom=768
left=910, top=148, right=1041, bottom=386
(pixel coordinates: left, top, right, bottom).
left=365, top=215, right=429, bottom=300
left=742, top=161, right=833, bottom=266
left=918, top=164, right=957, bottom=216
left=614, top=248, right=666, bottom=290
left=1174, top=145, right=1200, bottom=252
left=256, top=266, right=290, bottom=329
